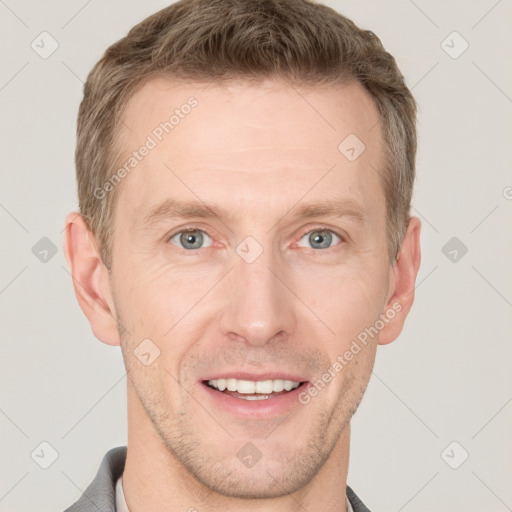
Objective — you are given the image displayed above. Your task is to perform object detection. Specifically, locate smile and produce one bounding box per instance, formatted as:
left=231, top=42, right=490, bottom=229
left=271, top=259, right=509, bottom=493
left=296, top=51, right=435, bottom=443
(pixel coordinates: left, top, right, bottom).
left=205, top=378, right=303, bottom=400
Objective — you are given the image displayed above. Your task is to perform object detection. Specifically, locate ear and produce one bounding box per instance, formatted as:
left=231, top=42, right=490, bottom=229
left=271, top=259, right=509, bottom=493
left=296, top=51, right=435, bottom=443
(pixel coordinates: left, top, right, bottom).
left=63, top=211, right=121, bottom=346
left=378, top=216, right=421, bottom=346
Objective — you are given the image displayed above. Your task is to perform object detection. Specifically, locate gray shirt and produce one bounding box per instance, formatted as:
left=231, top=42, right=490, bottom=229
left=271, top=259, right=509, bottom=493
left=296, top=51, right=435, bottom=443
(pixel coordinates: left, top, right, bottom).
left=64, top=446, right=372, bottom=512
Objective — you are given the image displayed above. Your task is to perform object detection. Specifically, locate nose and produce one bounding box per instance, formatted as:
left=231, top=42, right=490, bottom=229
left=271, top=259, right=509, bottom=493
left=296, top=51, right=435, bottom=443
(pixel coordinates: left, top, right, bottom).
left=219, top=249, right=297, bottom=347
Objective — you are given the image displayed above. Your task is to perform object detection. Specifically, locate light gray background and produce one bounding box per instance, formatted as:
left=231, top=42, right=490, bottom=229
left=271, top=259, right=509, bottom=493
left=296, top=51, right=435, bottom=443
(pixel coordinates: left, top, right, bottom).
left=1, top=1, right=511, bottom=511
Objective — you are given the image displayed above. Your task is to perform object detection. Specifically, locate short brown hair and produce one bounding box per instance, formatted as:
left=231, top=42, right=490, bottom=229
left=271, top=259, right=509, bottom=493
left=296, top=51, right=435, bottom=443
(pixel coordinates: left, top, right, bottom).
left=76, top=0, right=417, bottom=270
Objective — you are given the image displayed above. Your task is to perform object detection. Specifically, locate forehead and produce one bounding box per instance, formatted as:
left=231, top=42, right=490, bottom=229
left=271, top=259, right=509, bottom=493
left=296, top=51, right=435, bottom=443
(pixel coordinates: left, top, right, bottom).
left=115, top=77, right=385, bottom=223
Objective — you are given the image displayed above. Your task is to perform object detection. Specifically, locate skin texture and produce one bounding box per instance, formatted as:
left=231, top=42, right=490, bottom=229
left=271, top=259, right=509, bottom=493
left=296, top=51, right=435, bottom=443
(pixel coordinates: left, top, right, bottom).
left=64, top=78, right=421, bottom=512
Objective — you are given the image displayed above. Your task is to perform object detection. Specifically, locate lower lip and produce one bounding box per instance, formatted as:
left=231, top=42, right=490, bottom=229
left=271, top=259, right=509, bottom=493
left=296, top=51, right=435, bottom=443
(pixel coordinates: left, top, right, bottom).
left=199, top=382, right=308, bottom=419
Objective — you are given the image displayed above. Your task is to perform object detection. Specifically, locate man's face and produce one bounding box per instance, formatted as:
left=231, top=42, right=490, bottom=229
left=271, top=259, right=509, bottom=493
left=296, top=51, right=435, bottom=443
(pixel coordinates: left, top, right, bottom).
left=110, top=78, right=392, bottom=497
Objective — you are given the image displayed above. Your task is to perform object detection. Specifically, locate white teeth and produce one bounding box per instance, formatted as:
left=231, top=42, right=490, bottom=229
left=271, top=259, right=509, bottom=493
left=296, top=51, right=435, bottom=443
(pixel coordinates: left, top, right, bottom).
left=272, top=379, right=285, bottom=392
left=284, top=380, right=295, bottom=391
left=255, top=380, right=273, bottom=394
left=226, top=378, right=237, bottom=391
left=237, top=380, right=255, bottom=394
left=207, top=378, right=301, bottom=394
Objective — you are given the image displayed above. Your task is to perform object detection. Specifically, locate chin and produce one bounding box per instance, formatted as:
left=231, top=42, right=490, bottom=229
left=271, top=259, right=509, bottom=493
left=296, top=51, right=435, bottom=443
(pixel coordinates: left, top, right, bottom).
left=185, top=456, right=320, bottom=499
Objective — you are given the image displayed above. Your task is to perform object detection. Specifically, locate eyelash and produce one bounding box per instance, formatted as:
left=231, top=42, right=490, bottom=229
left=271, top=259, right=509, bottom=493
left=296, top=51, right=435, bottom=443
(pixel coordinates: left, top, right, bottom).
left=165, top=225, right=346, bottom=252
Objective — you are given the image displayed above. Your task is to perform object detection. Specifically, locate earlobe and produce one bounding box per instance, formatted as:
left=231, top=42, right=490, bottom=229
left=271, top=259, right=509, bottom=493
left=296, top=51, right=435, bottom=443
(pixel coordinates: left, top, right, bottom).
left=63, top=211, right=121, bottom=346
left=378, top=216, right=421, bottom=346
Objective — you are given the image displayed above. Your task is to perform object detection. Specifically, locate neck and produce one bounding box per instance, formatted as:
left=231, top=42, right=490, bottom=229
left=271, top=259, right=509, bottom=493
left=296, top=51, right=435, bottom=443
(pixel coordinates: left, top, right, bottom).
left=122, top=381, right=351, bottom=512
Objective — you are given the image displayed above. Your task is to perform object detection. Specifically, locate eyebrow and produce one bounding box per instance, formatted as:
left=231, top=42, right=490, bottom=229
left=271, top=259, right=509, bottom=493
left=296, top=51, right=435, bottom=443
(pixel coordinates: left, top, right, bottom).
left=139, top=197, right=369, bottom=229
left=139, top=199, right=232, bottom=229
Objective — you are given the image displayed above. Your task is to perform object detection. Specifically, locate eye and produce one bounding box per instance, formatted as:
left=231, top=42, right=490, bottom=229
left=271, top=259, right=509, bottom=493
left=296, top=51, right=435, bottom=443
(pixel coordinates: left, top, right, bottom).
left=169, top=229, right=213, bottom=250
left=296, top=229, right=342, bottom=250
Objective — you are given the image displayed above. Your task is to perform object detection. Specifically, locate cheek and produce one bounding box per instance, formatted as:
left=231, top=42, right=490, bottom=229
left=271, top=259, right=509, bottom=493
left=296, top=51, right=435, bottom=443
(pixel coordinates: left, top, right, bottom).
left=293, top=261, right=387, bottom=347
left=117, top=255, right=206, bottom=324
left=113, top=261, right=195, bottom=366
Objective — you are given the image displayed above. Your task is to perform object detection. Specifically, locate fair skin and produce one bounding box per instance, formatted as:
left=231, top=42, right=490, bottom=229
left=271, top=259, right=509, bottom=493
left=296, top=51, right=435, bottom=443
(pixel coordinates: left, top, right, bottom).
left=64, top=78, right=421, bottom=512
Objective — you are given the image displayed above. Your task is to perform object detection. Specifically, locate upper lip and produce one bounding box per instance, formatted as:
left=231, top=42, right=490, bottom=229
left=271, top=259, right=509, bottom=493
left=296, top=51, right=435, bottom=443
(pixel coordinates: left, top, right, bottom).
left=201, top=372, right=309, bottom=383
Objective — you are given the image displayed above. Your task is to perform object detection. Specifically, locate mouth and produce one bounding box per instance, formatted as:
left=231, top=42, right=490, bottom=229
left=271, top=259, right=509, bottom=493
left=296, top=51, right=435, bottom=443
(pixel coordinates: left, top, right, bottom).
left=202, top=378, right=307, bottom=401
left=198, top=372, right=310, bottom=418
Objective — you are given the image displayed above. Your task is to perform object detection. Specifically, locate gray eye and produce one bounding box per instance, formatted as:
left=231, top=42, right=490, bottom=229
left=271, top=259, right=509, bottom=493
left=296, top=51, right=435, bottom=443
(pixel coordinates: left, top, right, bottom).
left=169, top=229, right=212, bottom=250
left=297, top=229, right=340, bottom=250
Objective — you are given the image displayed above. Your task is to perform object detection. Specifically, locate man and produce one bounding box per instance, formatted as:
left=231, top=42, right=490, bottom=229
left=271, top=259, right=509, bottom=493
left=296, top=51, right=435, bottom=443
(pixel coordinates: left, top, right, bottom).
left=63, top=0, right=421, bottom=510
